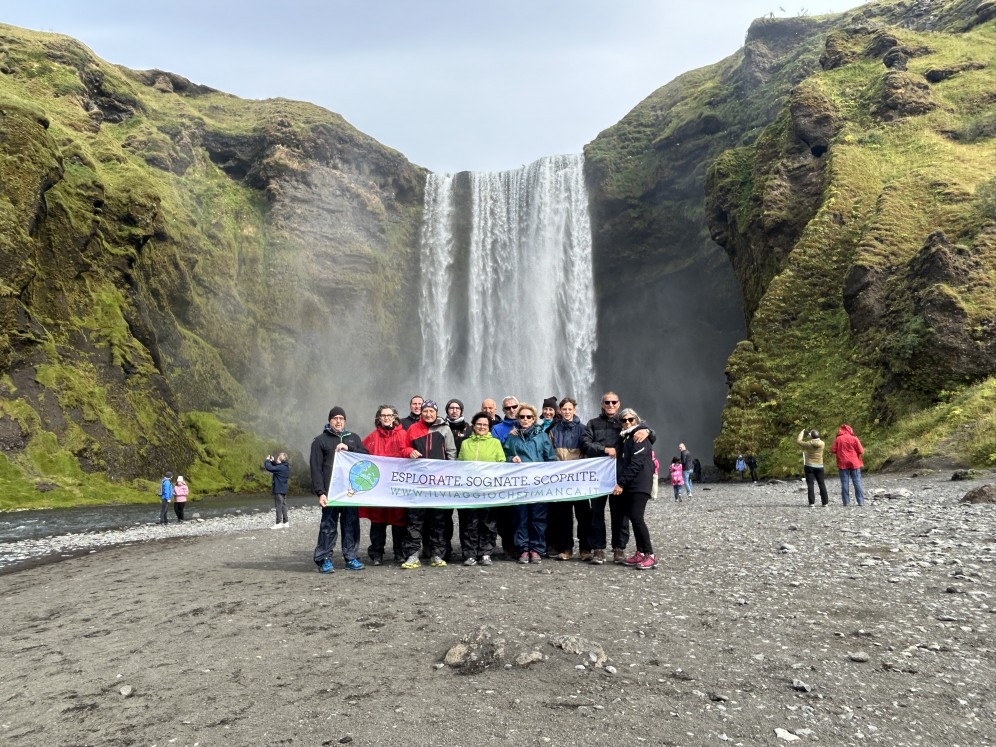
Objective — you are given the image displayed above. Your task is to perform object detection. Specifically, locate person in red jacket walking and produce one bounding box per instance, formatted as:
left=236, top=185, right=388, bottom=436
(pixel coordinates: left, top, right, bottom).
left=830, top=424, right=865, bottom=506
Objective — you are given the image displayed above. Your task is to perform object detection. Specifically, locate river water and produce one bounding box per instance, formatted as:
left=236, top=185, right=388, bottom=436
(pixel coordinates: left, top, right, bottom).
left=0, top=494, right=313, bottom=545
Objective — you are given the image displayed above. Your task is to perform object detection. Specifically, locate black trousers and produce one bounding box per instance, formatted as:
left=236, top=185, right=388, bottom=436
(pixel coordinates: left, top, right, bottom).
left=457, top=508, right=497, bottom=558
left=547, top=500, right=593, bottom=553
left=493, top=505, right=518, bottom=556
left=403, top=508, right=446, bottom=559
left=174, top=501, right=185, bottom=521
left=588, top=494, right=630, bottom=550
left=623, top=490, right=653, bottom=554
left=368, top=522, right=406, bottom=560
left=804, top=465, right=829, bottom=505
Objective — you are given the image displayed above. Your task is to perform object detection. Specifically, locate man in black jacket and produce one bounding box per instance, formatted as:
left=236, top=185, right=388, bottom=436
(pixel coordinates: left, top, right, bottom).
left=399, top=395, right=424, bottom=430
left=581, top=392, right=653, bottom=565
left=310, top=407, right=369, bottom=573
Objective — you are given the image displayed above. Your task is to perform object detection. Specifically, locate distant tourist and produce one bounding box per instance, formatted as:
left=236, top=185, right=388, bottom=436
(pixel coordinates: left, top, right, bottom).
left=173, top=475, right=189, bottom=522
left=692, top=457, right=702, bottom=482
left=263, top=453, right=291, bottom=528
left=679, top=443, right=694, bottom=498
left=669, top=457, right=685, bottom=502
left=158, top=471, right=173, bottom=525
left=735, top=454, right=747, bottom=480
left=311, top=407, right=368, bottom=573
left=797, top=429, right=829, bottom=507
left=613, top=408, right=657, bottom=569
left=746, top=454, right=759, bottom=482
left=831, top=424, right=865, bottom=506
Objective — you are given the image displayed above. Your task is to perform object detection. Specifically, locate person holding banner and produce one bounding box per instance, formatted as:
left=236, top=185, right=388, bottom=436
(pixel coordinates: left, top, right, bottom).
left=401, top=400, right=456, bottom=569
left=614, top=408, right=658, bottom=570
left=311, top=407, right=369, bottom=573
left=360, top=406, right=411, bottom=565
left=581, top=392, right=653, bottom=565
left=547, top=397, right=593, bottom=561
left=457, top=411, right=506, bottom=566
left=503, top=403, right=558, bottom=564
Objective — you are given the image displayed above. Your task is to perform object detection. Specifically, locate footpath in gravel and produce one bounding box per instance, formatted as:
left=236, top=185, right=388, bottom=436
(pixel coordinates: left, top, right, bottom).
left=0, top=471, right=993, bottom=747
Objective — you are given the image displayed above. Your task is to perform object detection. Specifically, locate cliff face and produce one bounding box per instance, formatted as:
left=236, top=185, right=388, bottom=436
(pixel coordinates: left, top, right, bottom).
left=704, top=0, right=996, bottom=472
left=0, top=26, right=424, bottom=506
left=587, top=0, right=996, bottom=472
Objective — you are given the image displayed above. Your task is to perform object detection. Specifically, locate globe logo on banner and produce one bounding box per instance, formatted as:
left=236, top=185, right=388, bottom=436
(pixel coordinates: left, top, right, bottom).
left=347, top=460, right=381, bottom=496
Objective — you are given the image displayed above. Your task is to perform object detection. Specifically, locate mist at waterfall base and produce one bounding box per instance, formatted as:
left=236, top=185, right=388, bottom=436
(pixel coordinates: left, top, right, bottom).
left=416, top=155, right=599, bottom=421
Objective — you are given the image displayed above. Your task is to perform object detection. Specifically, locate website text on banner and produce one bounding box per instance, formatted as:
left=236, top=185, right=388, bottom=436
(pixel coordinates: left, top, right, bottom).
left=329, top=452, right=617, bottom=509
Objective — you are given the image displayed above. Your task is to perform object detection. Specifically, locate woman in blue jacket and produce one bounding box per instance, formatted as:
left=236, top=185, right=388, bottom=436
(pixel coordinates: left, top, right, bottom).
left=503, top=403, right=557, bottom=564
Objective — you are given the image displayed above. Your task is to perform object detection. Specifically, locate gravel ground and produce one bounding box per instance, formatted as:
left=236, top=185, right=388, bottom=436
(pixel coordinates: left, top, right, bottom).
left=0, top=470, right=994, bottom=746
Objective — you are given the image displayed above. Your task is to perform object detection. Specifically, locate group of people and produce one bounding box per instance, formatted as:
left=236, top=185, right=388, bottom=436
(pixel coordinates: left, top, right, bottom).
left=305, top=392, right=691, bottom=574
left=797, top=424, right=866, bottom=506
left=157, top=472, right=189, bottom=524
left=734, top=453, right=758, bottom=482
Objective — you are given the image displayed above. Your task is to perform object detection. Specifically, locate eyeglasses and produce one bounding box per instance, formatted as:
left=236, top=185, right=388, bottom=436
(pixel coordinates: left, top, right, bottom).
left=518, top=414, right=535, bottom=421
left=473, top=422, right=490, bottom=428
left=603, top=399, right=619, bottom=405
left=621, top=417, right=636, bottom=423
left=379, top=413, right=394, bottom=419
left=503, top=405, right=518, bottom=411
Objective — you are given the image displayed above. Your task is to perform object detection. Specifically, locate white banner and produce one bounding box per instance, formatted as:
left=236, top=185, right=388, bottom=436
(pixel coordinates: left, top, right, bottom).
left=328, top=451, right=616, bottom=508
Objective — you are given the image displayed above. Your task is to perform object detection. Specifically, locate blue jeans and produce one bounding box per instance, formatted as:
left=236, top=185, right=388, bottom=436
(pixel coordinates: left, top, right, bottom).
left=682, top=469, right=693, bottom=496
left=839, top=468, right=865, bottom=506
left=513, top=503, right=548, bottom=554
left=313, top=505, right=359, bottom=565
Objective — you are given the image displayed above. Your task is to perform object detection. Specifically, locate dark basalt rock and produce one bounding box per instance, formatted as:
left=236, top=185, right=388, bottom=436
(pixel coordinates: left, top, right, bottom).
left=873, top=71, right=936, bottom=120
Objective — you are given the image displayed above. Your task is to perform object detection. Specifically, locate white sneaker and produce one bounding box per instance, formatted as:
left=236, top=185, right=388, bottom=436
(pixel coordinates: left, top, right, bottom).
left=271, top=523, right=282, bottom=529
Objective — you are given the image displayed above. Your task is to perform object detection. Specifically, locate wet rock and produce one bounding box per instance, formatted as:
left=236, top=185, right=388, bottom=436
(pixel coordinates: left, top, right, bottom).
left=961, top=485, right=996, bottom=504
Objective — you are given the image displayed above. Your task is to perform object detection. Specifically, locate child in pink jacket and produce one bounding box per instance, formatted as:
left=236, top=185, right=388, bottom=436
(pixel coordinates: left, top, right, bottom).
left=173, top=475, right=190, bottom=522
left=669, top=457, right=685, bottom=502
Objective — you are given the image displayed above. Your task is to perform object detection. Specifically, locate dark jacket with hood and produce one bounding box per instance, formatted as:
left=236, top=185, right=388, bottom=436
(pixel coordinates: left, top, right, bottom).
left=310, top=425, right=368, bottom=496
left=582, top=412, right=656, bottom=457
left=617, top=424, right=655, bottom=495
left=549, top=414, right=584, bottom=460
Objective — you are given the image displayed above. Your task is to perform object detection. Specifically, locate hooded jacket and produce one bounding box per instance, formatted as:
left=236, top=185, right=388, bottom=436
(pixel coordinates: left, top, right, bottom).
left=582, top=412, right=656, bottom=457
left=359, top=424, right=411, bottom=525
left=408, top=417, right=457, bottom=460
left=491, top=416, right=518, bottom=445
left=263, top=458, right=290, bottom=495
left=617, top=425, right=655, bottom=494
left=310, top=425, right=368, bottom=496
left=458, top=431, right=506, bottom=463
left=830, top=424, right=864, bottom=469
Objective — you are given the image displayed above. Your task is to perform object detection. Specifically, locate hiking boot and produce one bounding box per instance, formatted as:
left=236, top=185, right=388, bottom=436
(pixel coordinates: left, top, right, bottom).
left=369, top=554, right=383, bottom=567
left=635, top=554, right=658, bottom=570
left=463, top=556, right=477, bottom=566
left=624, top=551, right=645, bottom=567
left=518, top=552, right=530, bottom=564
left=612, top=549, right=626, bottom=564
left=529, top=551, right=542, bottom=564
left=578, top=550, right=593, bottom=562
left=546, top=547, right=557, bottom=558
left=480, top=555, right=492, bottom=566
left=556, top=551, right=572, bottom=561
left=401, top=555, right=421, bottom=569
left=590, top=549, right=606, bottom=565
left=344, top=558, right=364, bottom=571
left=319, top=558, right=334, bottom=574
left=430, top=556, right=447, bottom=568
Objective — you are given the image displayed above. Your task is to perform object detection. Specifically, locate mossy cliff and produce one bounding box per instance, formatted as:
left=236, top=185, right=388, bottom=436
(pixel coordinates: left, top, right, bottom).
left=587, top=0, right=996, bottom=474
left=0, top=25, right=424, bottom=508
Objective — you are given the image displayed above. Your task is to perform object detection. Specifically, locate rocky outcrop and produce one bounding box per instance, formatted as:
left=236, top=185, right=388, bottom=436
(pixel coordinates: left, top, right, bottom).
left=0, top=24, right=424, bottom=497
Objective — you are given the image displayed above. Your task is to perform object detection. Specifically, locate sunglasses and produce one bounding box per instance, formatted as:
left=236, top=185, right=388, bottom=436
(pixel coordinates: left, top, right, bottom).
left=503, top=405, right=518, bottom=411
left=621, top=417, right=636, bottom=423
left=603, top=399, right=619, bottom=405
left=518, top=414, right=535, bottom=420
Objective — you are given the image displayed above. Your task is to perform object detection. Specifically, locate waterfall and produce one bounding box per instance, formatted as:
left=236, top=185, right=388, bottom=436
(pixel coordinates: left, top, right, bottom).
left=417, top=154, right=597, bottom=414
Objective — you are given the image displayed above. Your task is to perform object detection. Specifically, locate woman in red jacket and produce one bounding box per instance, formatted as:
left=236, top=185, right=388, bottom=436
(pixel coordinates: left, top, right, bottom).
left=361, top=405, right=411, bottom=564
left=830, top=424, right=865, bottom=506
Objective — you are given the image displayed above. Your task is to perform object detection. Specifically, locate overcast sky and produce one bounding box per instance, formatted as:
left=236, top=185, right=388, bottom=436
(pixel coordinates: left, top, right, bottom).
left=4, top=1, right=854, bottom=173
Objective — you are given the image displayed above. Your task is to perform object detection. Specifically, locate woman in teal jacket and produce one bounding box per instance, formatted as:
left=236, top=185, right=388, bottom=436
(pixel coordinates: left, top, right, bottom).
left=503, top=403, right=558, bottom=564
left=457, top=411, right=507, bottom=566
